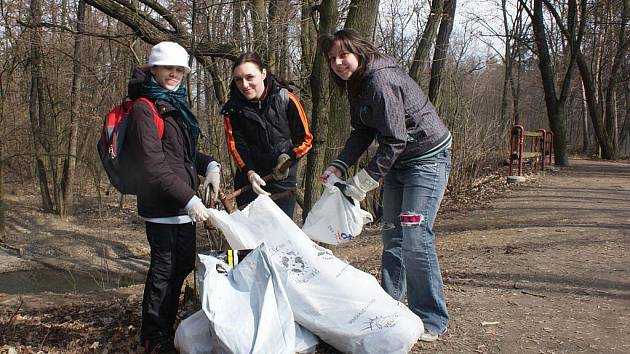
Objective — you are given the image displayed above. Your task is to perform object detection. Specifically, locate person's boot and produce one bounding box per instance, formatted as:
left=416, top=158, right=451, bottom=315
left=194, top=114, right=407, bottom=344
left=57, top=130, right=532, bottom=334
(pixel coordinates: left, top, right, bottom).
left=142, top=337, right=177, bottom=354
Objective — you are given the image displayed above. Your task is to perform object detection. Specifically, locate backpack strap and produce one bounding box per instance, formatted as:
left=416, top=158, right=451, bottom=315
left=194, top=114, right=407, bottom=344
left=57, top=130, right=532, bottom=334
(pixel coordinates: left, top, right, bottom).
left=135, top=97, right=164, bottom=139
left=278, top=88, right=289, bottom=110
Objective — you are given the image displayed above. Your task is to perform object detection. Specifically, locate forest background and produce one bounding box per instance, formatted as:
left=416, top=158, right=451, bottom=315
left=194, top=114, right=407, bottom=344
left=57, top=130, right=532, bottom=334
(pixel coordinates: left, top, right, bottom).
left=0, top=0, right=628, bottom=233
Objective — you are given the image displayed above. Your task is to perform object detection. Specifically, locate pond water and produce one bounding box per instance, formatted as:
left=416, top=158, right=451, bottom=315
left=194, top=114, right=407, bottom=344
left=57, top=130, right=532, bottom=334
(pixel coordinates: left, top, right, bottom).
left=0, top=268, right=143, bottom=294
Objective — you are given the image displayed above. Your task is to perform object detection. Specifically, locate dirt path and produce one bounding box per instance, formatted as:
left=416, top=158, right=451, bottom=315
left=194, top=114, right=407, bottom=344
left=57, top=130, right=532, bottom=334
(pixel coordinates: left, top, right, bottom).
left=411, top=158, right=630, bottom=353
left=1, top=158, right=628, bottom=353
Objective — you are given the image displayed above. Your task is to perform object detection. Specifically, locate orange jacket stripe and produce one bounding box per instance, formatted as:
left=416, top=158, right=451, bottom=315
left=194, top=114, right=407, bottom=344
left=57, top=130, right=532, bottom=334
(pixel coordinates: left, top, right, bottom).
left=223, top=115, right=245, bottom=170
left=288, top=92, right=313, bottom=158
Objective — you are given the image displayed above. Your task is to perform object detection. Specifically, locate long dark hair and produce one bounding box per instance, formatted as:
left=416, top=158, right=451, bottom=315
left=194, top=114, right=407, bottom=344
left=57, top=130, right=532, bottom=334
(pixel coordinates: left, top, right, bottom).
left=229, top=52, right=291, bottom=96
left=231, top=52, right=265, bottom=73
left=317, top=29, right=385, bottom=90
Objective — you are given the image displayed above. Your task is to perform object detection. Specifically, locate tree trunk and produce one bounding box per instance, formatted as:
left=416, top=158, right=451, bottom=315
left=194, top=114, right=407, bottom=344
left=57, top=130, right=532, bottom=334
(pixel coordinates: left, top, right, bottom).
left=28, top=0, right=54, bottom=212
left=501, top=31, right=512, bottom=126
left=233, top=0, right=243, bottom=50
left=251, top=0, right=267, bottom=54
left=527, top=0, right=584, bottom=166
left=542, top=0, right=625, bottom=160
left=501, top=0, right=525, bottom=126
left=577, top=53, right=613, bottom=158
left=303, top=0, right=337, bottom=218
left=266, top=0, right=279, bottom=72
left=325, top=0, right=381, bottom=164
left=277, top=0, right=290, bottom=79
left=581, top=81, right=590, bottom=154
left=428, top=0, right=456, bottom=109
left=60, top=0, right=86, bottom=216
left=409, top=0, right=443, bottom=84
left=601, top=0, right=628, bottom=159
left=0, top=48, right=7, bottom=239
left=0, top=94, right=4, bottom=241
left=532, top=0, right=567, bottom=164
left=511, top=45, right=523, bottom=125
left=300, top=0, right=317, bottom=79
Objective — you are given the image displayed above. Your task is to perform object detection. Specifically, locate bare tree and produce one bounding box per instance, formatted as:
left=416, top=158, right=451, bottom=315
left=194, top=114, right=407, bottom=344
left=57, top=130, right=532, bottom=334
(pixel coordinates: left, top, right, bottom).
left=409, top=0, right=444, bottom=83
left=0, top=18, right=14, bottom=238
left=500, top=1, right=528, bottom=125
left=0, top=62, right=5, bottom=239
left=578, top=0, right=628, bottom=159
left=580, top=80, right=589, bottom=153
left=520, top=0, right=585, bottom=166
left=28, top=0, right=54, bottom=212
left=250, top=0, right=267, bottom=54
left=543, top=0, right=628, bottom=159
left=303, top=0, right=338, bottom=216
left=428, top=0, right=456, bottom=109
left=81, top=0, right=235, bottom=59
left=60, top=0, right=87, bottom=216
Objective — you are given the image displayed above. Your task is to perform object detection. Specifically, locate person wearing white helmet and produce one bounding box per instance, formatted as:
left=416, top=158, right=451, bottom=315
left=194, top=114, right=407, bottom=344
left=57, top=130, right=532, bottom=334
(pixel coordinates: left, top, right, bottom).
left=122, top=41, right=220, bottom=353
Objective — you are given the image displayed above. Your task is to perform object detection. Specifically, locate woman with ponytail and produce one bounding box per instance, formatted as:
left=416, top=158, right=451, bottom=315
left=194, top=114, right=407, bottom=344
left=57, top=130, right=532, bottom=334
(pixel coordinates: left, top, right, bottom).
left=318, top=30, right=452, bottom=342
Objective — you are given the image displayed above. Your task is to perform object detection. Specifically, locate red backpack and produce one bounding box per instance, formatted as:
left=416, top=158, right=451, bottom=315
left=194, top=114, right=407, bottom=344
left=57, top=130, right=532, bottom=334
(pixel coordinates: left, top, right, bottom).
left=97, top=97, right=163, bottom=194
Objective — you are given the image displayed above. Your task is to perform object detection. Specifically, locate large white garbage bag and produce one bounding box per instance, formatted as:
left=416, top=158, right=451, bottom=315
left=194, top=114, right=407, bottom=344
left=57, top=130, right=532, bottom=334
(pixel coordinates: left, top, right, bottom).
left=174, top=247, right=319, bottom=354
left=207, top=196, right=422, bottom=354
left=302, top=177, right=373, bottom=245
left=174, top=309, right=318, bottom=354
left=199, top=244, right=296, bottom=354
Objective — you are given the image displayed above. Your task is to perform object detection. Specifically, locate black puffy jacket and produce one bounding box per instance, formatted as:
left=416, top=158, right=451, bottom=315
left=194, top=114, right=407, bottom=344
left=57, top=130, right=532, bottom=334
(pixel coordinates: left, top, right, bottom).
left=222, top=76, right=311, bottom=187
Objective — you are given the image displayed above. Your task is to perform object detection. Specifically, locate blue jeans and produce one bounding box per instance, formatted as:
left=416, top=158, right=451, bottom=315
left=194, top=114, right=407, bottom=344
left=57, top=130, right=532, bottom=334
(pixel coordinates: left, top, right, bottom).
left=381, top=148, right=451, bottom=334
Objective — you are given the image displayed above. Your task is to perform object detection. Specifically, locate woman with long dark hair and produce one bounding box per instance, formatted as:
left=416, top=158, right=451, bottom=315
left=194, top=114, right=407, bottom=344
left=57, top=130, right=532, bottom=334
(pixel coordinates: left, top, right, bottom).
left=318, top=29, right=452, bottom=342
left=222, top=52, right=312, bottom=217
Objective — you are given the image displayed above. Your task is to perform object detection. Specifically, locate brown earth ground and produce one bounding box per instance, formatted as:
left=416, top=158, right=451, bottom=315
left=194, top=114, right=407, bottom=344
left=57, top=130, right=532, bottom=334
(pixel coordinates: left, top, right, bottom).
left=0, top=157, right=629, bottom=353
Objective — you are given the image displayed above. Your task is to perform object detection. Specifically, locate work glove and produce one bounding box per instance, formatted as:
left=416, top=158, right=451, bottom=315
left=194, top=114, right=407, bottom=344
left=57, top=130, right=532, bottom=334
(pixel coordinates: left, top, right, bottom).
left=342, top=169, right=379, bottom=202
left=273, top=153, right=291, bottom=180
left=185, top=195, right=209, bottom=222
left=203, top=162, right=221, bottom=204
left=247, top=170, right=271, bottom=196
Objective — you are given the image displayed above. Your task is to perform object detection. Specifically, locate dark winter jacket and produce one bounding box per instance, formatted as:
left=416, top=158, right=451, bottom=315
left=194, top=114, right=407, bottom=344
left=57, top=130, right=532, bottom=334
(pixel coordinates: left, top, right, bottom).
left=331, top=57, right=451, bottom=181
left=222, top=76, right=312, bottom=187
left=122, top=68, right=214, bottom=218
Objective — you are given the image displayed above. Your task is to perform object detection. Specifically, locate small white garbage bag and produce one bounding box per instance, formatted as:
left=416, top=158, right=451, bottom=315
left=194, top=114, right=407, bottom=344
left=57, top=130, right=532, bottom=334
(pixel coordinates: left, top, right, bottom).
left=174, top=310, right=213, bottom=354
left=302, top=176, right=373, bottom=245
left=207, top=196, right=422, bottom=354
left=199, top=243, right=296, bottom=354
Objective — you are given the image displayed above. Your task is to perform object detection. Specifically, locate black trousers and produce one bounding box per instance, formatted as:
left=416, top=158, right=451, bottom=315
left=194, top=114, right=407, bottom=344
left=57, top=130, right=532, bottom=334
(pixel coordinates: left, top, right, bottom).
left=141, top=222, right=196, bottom=341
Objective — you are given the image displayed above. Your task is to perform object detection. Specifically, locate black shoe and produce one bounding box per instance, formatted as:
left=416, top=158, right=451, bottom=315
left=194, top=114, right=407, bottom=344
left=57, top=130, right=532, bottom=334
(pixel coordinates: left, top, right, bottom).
left=142, top=337, right=176, bottom=354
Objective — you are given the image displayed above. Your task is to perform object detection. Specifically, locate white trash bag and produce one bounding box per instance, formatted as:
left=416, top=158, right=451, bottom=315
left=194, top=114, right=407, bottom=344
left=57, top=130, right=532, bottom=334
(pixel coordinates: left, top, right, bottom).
left=302, top=175, right=373, bottom=245
left=174, top=247, right=319, bottom=354
left=174, top=310, right=213, bottom=354
left=174, top=309, right=318, bottom=354
left=199, top=243, right=296, bottom=354
left=207, top=196, right=422, bottom=354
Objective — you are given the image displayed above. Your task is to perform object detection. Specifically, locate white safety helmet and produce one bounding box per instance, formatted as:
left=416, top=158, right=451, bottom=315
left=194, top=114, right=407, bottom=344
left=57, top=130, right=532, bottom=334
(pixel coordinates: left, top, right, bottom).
left=147, top=41, right=191, bottom=73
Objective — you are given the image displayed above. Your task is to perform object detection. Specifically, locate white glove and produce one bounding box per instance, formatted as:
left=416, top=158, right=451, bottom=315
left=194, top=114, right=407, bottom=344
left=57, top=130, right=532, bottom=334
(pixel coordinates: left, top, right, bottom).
left=185, top=195, right=209, bottom=222
left=247, top=170, right=271, bottom=196
left=273, top=153, right=291, bottom=180
left=204, top=162, right=221, bottom=203
left=343, top=169, right=379, bottom=202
